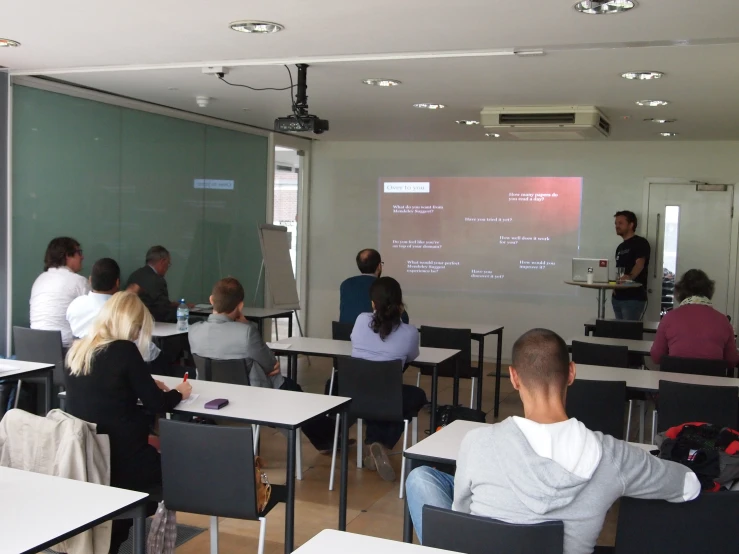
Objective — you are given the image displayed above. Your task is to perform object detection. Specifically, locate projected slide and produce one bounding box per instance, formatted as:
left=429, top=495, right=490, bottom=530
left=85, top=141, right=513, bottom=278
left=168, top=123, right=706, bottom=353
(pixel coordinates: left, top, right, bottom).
left=379, top=177, right=582, bottom=294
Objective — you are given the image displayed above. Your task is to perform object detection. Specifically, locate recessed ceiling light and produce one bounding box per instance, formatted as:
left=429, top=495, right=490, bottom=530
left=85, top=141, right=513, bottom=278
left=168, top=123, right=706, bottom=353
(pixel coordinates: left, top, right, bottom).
left=229, top=20, right=284, bottom=34
left=644, top=118, right=676, bottom=123
left=621, top=71, right=664, bottom=80
left=485, top=133, right=501, bottom=138
left=0, top=38, right=20, bottom=47
left=635, top=99, right=670, bottom=107
left=574, top=1, right=636, bottom=14
left=659, top=132, right=678, bottom=137
left=456, top=120, right=480, bottom=125
left=413, top=103, right=445, bottom=110
left=362, top=78, right=401, bottom=87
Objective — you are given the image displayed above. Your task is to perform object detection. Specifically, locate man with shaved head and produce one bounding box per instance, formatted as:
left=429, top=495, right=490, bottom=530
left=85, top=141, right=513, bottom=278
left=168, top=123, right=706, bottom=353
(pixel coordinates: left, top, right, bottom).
left=405, top=328, right=699, bottom=554
left=339, top=248, right=408, bottom=324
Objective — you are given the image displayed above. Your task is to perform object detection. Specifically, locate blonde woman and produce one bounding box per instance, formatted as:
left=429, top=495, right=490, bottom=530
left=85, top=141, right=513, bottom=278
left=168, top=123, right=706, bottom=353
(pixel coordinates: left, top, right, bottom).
left=65, top=291, right=191, bottom=553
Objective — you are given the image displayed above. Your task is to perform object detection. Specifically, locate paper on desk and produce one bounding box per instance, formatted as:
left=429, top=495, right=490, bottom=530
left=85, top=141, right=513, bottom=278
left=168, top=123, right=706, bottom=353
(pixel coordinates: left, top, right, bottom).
left=267, top=342, right=290, bottom=350
left=177, top=394, right=200, bottom=407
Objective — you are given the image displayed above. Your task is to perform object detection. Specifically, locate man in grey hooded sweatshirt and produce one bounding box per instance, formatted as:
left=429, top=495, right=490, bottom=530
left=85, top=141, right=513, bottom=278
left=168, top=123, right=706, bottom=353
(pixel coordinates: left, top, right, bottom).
left=405, top=328, right=700, bottom=554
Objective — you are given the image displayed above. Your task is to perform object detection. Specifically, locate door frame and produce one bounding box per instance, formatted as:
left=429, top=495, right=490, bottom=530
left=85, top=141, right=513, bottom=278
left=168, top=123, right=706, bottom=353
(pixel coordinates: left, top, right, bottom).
left=641, top=178, right=739, bottom=321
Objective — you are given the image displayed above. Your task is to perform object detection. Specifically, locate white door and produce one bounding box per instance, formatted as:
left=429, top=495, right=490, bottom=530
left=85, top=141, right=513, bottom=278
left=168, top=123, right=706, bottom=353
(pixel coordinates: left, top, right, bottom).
left=644, top=183, right=734, bottom=322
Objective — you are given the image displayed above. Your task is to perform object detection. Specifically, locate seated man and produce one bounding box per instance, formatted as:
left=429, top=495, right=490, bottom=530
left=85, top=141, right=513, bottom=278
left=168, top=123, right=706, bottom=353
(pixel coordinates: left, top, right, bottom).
left=67, top=257, right=162, bottom=366
left=126, top=245, right=191, bottom=323
left=30, top=236, right=90, bottom=348
left=339, top=248, right=409, bottom=325
left=189, top=277, right=337, bottom=451
left=405, top=328, right=700, bottom=554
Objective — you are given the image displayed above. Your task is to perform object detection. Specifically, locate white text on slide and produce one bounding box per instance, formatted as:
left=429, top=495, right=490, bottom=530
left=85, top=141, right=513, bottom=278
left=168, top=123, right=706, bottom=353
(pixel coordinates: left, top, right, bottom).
left=499, top=236, right=551, bottom=245
left=464, top=217, right=513, bottom=223
left=407, top=260, right=460, bottom=274
left=384, top=182, right=430, bottom=193
left=519, top=260, right=556, bottom=270
left=508, top=192, right=559, bottom=203
left=471, top=270, right=504, bottom=279
left=392, top=240, right=442, bottom=250
left=393, top=204, right=444, bottom=214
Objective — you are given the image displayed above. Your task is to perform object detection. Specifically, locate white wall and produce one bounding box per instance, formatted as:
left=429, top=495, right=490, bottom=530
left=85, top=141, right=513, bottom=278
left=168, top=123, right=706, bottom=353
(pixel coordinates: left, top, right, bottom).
left=307, top=141, right=739, bottom=360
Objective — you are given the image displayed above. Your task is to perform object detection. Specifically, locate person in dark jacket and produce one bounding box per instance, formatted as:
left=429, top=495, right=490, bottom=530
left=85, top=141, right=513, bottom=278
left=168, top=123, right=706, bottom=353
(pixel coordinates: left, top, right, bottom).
left=126, top=245, right=191, bottom=322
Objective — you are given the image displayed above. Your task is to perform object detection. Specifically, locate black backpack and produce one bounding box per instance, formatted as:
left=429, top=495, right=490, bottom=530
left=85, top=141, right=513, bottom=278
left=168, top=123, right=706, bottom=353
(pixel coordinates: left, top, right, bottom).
left=435, top=405, right=486, bottom=431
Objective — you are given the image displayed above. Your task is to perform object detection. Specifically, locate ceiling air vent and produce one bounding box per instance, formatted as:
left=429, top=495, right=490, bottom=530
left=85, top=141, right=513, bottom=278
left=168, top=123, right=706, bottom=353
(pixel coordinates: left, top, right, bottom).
left=481, top=106, right=611, bottom=140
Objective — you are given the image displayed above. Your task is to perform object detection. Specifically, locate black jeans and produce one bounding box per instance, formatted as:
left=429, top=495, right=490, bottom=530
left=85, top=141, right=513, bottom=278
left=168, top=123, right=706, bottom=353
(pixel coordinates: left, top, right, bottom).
left=365, top=385, right=428, bottom=449
left=280, top=377, right=337, bottom=451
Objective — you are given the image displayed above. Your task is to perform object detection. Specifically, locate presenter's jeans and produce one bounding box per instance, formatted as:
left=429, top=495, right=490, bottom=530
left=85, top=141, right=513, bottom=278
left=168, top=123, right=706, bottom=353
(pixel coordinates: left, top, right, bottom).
left=405, top=466, right=454, bottom=543
left=612, top=298, right=646, bottom=321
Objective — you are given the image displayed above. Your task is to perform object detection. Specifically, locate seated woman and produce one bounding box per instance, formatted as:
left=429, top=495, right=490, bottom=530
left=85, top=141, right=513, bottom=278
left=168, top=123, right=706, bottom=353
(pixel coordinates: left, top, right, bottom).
left=351, top=276, right=427, bottom=482
left=65, top=291, right=192, bottom=553
left=650, top=269, right=738, bottom=367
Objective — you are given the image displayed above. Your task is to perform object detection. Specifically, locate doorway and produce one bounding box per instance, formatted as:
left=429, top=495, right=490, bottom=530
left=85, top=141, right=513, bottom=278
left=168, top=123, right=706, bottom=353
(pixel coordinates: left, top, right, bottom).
left=644, top=182, right=735, bottom=322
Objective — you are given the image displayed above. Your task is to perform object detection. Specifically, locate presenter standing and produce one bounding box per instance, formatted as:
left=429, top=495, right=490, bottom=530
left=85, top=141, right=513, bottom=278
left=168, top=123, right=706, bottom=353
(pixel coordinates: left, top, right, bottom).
left=612, top=211, right=650, bottom=320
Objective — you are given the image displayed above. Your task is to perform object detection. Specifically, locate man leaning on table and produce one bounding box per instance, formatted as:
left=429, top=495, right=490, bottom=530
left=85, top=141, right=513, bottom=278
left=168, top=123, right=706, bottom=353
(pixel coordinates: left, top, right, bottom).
left=405, top=328, right=700, bottom=554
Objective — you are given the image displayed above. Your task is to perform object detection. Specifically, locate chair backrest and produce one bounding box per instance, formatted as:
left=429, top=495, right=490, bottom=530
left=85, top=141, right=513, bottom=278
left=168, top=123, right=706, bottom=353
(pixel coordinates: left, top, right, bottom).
left=159, top=419, right=260, bottom=519
left=13, top=326, right=65, bottom=386
left=192, top=354, right=250, bottom=385
left=565, top=379, right=627, bottom=439
left=614, top=493, right=739, bottom=553
left=331, top=321, right=354, bottom=342
left=571, top=340, right=629, bottom=368
left=423, top=506, right=564, bottom=554
left=336, top=357, right=403, bottom=421
left=594, top=319, right=644, bottom=340
left=419, top=326, right=475, bottom=378
left=660, top=355, right=730, bottom=378
left=657, top=380, right=739, bottom=432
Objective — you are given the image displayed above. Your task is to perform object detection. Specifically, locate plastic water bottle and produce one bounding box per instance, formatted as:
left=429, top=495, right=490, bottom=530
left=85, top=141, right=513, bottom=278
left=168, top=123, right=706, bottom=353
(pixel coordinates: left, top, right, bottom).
left=176, top=299, right=189, bottom=332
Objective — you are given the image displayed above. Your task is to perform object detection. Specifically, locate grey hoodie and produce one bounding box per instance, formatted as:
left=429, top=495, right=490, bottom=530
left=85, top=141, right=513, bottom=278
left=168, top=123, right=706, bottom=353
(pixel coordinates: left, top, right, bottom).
left=453, top=417, right=699, bottom=554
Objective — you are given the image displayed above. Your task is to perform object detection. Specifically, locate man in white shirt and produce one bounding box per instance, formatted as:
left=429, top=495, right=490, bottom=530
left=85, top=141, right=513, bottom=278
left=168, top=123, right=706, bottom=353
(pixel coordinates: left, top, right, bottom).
left=30, top=237, right=90, bottom=347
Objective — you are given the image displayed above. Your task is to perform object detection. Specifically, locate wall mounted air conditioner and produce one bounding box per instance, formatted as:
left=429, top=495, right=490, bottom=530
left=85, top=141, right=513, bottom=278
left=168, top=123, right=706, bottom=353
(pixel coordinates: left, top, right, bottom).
left=480, top=105, right=611, bottom=140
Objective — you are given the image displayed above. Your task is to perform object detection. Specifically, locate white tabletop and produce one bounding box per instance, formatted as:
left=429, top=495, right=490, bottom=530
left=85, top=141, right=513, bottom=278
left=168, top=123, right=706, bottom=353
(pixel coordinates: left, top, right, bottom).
left=293, top=530, right=456, bottom=554
left=243, top=307, right=294, bottom=318
left=0, top=360, right=55, bottom=379
left=268, top=337, right=460, bottom=366
left=152, top=322, right=187, bottom=337
left=576, top=363, right=739, bottom=392
left=0, top=466, right=147, bottom=554
left=567, top=335, right=654, bottom=355
left=413, top=320, right=504, bottom=337
left=156, top=375, right=350, bottom=428
left=584, top=318, right=659, bottom=332
left=564, top=281, right=642, bottom=291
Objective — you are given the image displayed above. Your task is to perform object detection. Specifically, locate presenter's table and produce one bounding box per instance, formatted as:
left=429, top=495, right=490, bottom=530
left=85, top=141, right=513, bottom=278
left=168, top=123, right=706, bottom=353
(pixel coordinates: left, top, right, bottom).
left=565, top=281, right=642, bottom=319
left=269, top=337, right=460, bottom=433
left=0, top=466, right=148, bottom=554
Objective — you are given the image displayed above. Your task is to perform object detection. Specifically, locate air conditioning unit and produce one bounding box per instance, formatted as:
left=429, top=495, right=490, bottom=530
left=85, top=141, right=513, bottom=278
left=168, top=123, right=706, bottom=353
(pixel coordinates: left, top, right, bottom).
left=480, top=105, right=611, bottom=140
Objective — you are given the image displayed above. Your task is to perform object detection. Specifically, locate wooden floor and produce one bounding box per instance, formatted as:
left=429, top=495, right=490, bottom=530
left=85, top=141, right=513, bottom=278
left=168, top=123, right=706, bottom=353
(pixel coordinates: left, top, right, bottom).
left=175, top=355, right=620, bottom=553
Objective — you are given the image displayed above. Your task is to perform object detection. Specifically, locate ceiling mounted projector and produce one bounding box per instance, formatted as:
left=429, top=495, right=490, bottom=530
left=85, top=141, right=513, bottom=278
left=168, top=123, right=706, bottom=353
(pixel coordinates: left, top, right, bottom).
left=480, top=105, right=610, bottom=140
left=275, top=64, right=329, bottom=135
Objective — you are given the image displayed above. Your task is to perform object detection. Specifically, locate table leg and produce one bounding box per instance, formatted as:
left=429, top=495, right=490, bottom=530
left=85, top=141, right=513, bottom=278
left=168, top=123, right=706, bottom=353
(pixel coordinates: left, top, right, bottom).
left=339, top=409, right=349, bottom=530
left=285, top=428, right=297, bottom=554
left=429, top=365, right=438, bottom=433
left=288, top=313, right=294, bottom=338
left=44, top=368, right=53, bottom=414
left=598, top=289, right=606, bottom=319
left=493, top=330, right=503, bottom=418
left=288, top=353, right=298, bottom=382
left=403, top=458, right=418, bottom=543
left=257, top=318, right=264, bottom=337
left=132, top=513, right=146, bottom=554
left=476, top=337, right=485, bottom=412
left=452, top=362, right=460, bottom=407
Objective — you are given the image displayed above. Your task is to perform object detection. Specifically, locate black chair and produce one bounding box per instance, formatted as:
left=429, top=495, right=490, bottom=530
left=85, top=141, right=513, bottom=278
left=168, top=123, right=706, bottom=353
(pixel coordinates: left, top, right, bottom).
left=333, top=357, right=420, bottom=497
left=566, top=380, right=629, bottom=439
left=571, top=340, right=629, bottom=368
left=159, top=419, right=285, bottom=554
left=419, top=326, right=477, bottom=408
left=192, top=354, right=250, bottom=385
left=13, top=326, right=65, bottom=411
left=327, top=321, right=354, bottom=395
left=594, top=319, right=644, bottom=340
left=652, top=380, right=739, bottom=443
left=614, top=493, right=739, bottom=553
left=423, top=505, right=564, bottom=554
left=660, top=355, right=730, bottom=378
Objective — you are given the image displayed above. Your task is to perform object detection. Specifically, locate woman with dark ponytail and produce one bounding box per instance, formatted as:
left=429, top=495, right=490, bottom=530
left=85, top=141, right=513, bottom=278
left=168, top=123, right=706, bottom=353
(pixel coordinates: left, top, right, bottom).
left=350, top=277, right=427, bottom=482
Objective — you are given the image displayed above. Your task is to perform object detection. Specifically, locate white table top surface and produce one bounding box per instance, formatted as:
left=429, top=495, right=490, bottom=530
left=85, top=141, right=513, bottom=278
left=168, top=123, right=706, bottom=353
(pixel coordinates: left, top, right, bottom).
left=576, top=363, right=739, bottom=391
left=567, top=335, right=654, bottom=355
left=564, top=281, right=642, bottom=290
left=152, top=322, right=188, bottom=337
left=0, top=359, right=54, bottom=379
left=268, top=337, right=460, bottom=366
left=156, top=375, right=350, bottom=427
left=584, top=317, right=659, bottom=332
left=413, top=320, right=504, bottom=337
left=0, top=466, right=147, bottom=554
left=293, top=530, right=457, bottom=554
left=404, top=419, right=657, bottom=463
left=242, top=307, right=295, bottom=318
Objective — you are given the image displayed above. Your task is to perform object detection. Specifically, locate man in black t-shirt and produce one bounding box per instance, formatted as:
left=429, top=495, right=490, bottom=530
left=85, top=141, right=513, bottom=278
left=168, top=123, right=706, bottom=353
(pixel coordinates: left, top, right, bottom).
left=613, top=210, right=650, bottom=320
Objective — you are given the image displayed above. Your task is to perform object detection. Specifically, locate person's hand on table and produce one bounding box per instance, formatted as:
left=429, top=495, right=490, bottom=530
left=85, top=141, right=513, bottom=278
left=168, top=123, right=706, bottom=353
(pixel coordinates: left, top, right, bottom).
left=154, top=379, right=170, bottom=392
left=175, top=381, right=192, bottom=399
left=268, top=360, right=281, bottom=377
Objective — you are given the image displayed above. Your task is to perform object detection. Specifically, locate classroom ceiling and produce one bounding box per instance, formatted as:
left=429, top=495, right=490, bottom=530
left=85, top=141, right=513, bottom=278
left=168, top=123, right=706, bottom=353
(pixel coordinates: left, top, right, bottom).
left=2, top=0, right=739, bottom=141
